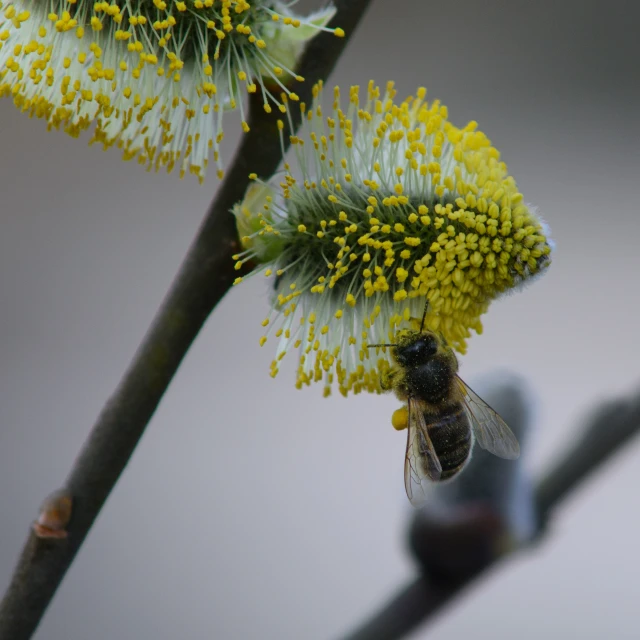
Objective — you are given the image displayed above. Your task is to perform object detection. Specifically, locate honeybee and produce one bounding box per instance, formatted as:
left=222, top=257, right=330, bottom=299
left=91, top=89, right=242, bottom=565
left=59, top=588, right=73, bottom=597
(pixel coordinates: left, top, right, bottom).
left=371, top=308, right=520, bottom=507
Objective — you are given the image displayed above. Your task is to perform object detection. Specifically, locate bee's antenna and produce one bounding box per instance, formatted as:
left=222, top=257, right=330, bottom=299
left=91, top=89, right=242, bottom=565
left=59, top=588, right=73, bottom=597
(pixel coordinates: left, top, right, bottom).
left=419, top=299, right=429, bottom=333
left=367, top=343, right=396, bottom=348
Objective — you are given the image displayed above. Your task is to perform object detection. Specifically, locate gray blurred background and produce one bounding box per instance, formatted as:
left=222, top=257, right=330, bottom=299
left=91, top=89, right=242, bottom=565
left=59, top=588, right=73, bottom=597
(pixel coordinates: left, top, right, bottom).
left=1, top=0, right=639, bottom=638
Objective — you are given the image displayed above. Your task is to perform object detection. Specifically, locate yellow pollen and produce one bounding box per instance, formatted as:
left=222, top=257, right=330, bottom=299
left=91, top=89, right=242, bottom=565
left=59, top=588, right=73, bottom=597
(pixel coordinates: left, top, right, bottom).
left=232, top=81, right=552, bottom=396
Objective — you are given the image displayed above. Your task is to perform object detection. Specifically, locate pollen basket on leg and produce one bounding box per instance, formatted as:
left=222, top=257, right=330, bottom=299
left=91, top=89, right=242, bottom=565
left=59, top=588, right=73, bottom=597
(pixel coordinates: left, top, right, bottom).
left=233, top=81, right=553, bottom=395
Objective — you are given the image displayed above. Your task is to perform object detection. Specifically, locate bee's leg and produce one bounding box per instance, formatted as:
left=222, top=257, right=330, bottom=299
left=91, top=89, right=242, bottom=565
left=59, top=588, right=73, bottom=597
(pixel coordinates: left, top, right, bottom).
left=380, top=366, right=400, bottom=391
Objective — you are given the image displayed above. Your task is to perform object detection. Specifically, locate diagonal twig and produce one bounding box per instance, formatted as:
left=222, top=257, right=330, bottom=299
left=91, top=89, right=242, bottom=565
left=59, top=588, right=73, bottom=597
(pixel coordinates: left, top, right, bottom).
left=339, top=385, right=640, bottom=640
left=0, top=2, right=373, bottom=637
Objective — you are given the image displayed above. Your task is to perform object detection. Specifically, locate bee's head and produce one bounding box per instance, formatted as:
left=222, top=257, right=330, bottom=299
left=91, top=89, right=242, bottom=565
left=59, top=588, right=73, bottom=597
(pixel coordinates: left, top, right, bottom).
left=393, top=330, right=440, bottom=367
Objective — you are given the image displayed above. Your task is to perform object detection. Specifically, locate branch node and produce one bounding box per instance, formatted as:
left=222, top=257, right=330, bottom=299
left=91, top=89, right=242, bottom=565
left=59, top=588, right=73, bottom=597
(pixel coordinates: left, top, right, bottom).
left=32, top=489, right=73, bottom=540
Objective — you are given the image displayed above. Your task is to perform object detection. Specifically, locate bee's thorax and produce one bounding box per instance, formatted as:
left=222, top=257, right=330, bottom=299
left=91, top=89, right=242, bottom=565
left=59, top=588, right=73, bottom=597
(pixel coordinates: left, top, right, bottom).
left=404, top=356, right=457, bottom=405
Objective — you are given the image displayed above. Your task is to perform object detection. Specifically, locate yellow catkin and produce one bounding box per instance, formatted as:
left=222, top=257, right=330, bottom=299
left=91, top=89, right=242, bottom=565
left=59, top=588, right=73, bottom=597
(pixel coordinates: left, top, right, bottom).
left=232, top=82, right=552, bottom=395
left=0, top=0, right=343, bottom=181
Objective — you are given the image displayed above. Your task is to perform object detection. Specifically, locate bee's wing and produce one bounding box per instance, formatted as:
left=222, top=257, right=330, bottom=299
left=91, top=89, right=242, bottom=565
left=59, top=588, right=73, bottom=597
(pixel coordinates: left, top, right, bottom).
left=455, top=376, right=520, bottom=460
left=405, top=396, right=442, bottom=507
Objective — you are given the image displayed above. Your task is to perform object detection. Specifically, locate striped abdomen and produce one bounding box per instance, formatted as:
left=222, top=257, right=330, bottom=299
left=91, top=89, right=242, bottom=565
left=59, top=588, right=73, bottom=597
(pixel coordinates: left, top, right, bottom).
left=425, top=404, right=472, bottom=481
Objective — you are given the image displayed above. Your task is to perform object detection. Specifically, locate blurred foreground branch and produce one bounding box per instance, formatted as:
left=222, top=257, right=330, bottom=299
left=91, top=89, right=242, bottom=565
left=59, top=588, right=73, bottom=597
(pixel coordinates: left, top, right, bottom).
left=341, top=379, right=640, bottom=640
left=0, top=3, right=372, bottom=638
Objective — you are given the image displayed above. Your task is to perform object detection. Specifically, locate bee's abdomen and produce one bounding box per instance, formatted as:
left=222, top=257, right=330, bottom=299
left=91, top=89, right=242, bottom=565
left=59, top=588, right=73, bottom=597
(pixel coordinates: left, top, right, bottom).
left=427, top=405, right=472, bottom=481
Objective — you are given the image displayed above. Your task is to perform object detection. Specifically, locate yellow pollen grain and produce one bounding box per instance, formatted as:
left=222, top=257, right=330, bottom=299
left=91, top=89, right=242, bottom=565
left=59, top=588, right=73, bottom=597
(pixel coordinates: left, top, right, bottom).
left=391, top=406, right=408, bottom=431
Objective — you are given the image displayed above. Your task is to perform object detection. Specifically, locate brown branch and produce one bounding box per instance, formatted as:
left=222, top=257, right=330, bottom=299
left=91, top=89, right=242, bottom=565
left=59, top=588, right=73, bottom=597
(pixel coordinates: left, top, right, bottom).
left=534, top=394, right=640, bottom=532
left=0, top=3, right=372, bottom=637
left=341, top=578, right=450, bottom=640
left=339, top=384, right=640, bottom=640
